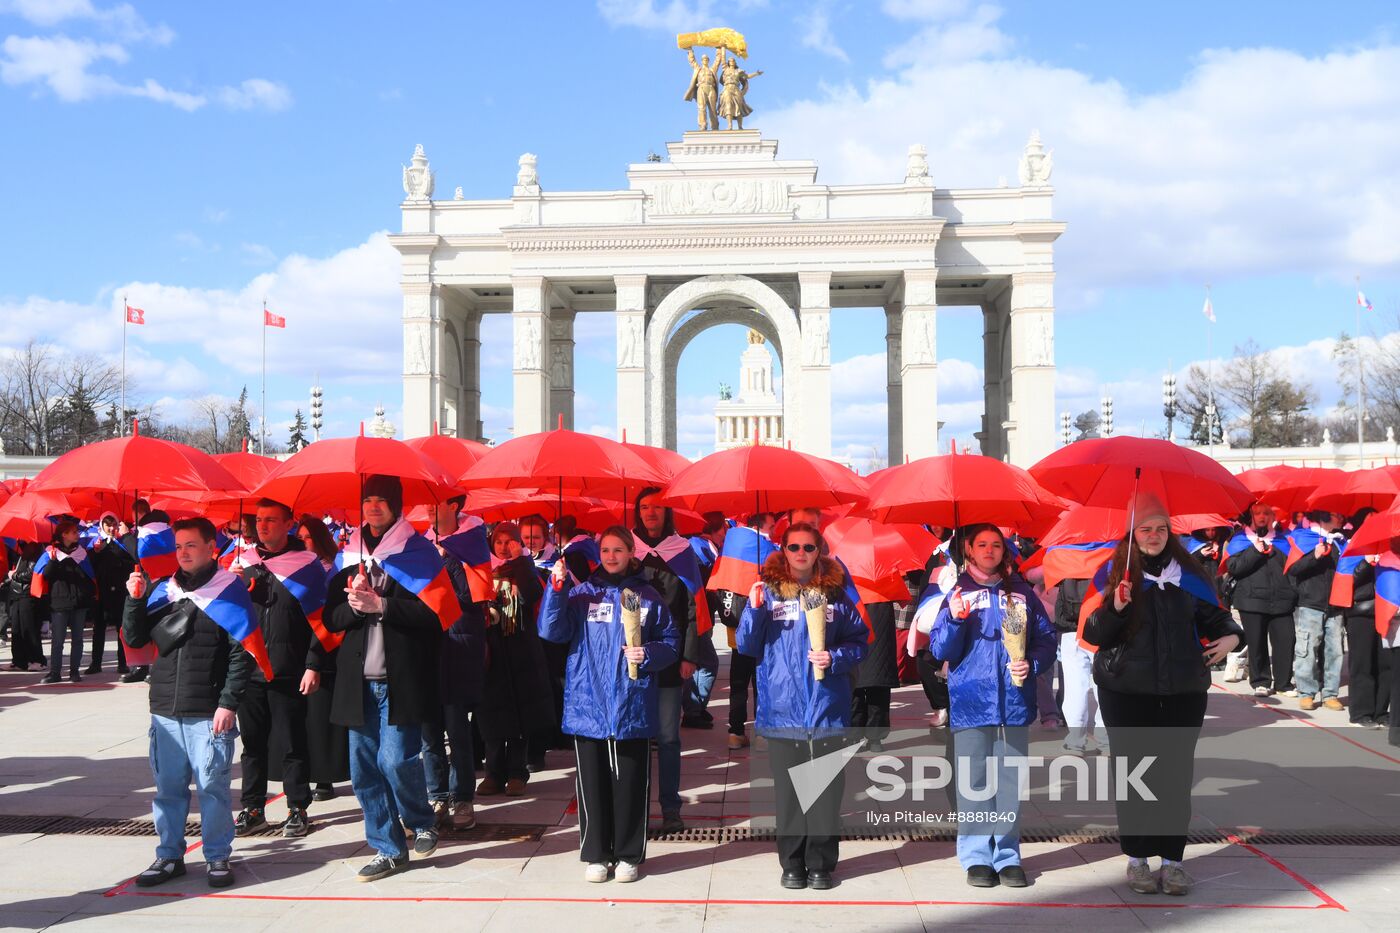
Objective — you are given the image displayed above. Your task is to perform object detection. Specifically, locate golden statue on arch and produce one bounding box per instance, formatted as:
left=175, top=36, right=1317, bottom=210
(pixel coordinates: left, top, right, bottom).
left=679, top=28, right=763, bottom=131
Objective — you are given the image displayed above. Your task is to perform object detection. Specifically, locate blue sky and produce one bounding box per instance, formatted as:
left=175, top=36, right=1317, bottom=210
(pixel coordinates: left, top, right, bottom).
left=3, top=0, right=1398, bottom=461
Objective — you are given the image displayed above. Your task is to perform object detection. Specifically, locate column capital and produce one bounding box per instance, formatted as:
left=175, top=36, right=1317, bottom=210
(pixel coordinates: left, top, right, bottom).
left=901, top=268, right=939, bottom=309
left=614, top=274, right=648, bottom=312
left=798, top=270, right=832, bottom=311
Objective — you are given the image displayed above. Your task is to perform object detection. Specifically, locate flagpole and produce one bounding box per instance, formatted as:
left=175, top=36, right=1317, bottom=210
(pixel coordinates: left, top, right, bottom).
left=261, top=298, right=267, bottom=456
left=1357, top=275, right=1366, bottom=467
left=1205, top=284, right=1216, bottom=460
left=120, top=293, right=127, bottom=436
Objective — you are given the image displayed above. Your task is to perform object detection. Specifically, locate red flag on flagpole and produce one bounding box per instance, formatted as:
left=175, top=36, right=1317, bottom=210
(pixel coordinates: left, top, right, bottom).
left=125, top=306, right=145, bottom=325
left=264, top=309, right=286, bottom=328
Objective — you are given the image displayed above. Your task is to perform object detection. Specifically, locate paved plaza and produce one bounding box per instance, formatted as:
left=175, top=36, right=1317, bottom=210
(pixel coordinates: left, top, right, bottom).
left=2, top=642, right=1398, bottom=932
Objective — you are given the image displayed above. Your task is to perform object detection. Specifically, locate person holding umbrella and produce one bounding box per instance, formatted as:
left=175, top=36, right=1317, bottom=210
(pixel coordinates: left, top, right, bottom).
left=37, top=519, right=97, bottom=684
left=738, top=522, right=868, bottom=891
left=323, top=476, right=448, bottom=882
left=1081, top=493, right=1243, bottom=896
left=539, top=526, right=679, bottom=884
left=88, top=513, right=133, bottom=676
left=928, top=524, right=1057, bottom=888
left=1225, top=502, right=1298, bottom=698
left=6, top=541, right=46, bottom=672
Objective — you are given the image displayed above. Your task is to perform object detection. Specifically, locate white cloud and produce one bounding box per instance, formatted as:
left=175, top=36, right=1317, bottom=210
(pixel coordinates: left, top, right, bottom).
left=0, top=33, right=204, bottom=108
left=799, top=4, right=847, bottom=63
left=0, top=1, right=174, bottom=43
left=217, top=77, right=291, bottom=112
left=880, top=0, right=972, bottom=19
left=762, top=16, right=1400, bottom=289
left=240, top=242, right=277, bottom=265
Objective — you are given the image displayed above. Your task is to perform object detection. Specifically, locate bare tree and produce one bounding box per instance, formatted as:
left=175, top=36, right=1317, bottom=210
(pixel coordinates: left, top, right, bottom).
left=0, top=341, right=121, bottom=455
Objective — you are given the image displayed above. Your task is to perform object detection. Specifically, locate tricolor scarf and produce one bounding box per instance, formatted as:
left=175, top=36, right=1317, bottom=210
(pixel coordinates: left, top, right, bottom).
left=239, top=547, right=339, bottom=651
left=1283, top=525, right=1347, bottom=574
left=427, top=513, right=493, bottom=602
left=706, top=525, right=778, bottom=595
left=30, top=544, right=96, bottom=598
left=148, top=566, right=273, bottom=679
left=1076, top=556, right=1220, bottom=652
left=137, top=522, right=180, bottom=579
left=1375, top=552, right=1400, bottom=640
left=337, top=518, right=461, bottom=631
left=635, top=532, right=712, bottom=635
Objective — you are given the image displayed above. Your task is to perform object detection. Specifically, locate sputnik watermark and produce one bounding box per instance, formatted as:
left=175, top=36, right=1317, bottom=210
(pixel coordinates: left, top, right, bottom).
left=787, top=739, right=1158, bottom=814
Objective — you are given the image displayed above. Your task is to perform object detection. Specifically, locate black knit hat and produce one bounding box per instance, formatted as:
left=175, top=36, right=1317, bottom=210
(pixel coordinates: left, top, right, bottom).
left=362, top=474, right=403, bottom=518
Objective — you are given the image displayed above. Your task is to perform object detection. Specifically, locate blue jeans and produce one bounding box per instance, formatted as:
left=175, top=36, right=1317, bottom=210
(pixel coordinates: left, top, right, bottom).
left=149, top=715, right=237, bottom=862
left=48, top=608, right=86, bottom=679
left=422, top=703, right=475, bottom=803
left=683, top=635, right=719, bottom=718
left=1294, top=607, right=1343, bottom=699
left=953, top=725, right=1028, bottom=871
left=657, top=685, right=682, bottom=813
left=349, top=681, right=435, bottom=858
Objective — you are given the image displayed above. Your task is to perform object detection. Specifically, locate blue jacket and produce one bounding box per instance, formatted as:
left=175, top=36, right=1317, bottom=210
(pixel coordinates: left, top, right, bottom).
left=928, top=571, right=1058, bottom=731
left=538, top=562, right=679, bottom=740
left=736, top=555, right=869, bottom=739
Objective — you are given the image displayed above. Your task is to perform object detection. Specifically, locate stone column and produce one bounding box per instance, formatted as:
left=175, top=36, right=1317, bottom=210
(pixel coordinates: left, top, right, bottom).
left=1006, top=272, right=1056, bottom=466
left=402, top=283, right=443, bottom=439
left=461, top=310, right=483, bottom=441
left=884, top=303, right=904, bottom=466
left=615, top=274, right=647, bottom=443
left=511, top=276, right=550, bottom=437
left=549, top=308, right=575, bottom=430
left=798, top=271, right=832, bottom=457
left=900, top=270, right=940, bottom=459
left=980, top=301, right=1006, bottom=460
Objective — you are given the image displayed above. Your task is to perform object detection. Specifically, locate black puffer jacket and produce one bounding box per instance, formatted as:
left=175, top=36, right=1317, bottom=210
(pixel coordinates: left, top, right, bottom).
left=1082, top=556, right=1243, bottom=696
left=1225, top=537, right=1296, bottom=615
left=438, top=554, right=486, bottom=709
left=242, top=538, right=326, bottom=681
left=1053, top=577, right=1090, bottom=634
left=476, top=555, right=553, bottom=741
left=93, top=538, right=136, bottom=613
left=42, top=544, right=96, bottom=612
left=123, top=562, right=253, bottom=717
left=1287, top=542, right=1339, bottom=612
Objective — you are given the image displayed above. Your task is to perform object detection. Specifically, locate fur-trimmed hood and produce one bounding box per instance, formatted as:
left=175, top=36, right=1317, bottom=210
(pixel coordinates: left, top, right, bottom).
left=760, top=552, right=846, bottom=601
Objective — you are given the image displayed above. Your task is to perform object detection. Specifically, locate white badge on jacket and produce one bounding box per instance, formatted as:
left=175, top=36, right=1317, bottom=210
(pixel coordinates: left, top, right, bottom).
left=587, top=602, right=615, bottom=624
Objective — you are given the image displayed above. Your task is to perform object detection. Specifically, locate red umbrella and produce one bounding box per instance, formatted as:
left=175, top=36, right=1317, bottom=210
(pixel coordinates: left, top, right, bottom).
left=405, top=431, right=491, bottom=480
left=1037, top=505, right=1235, bottom=547
left=1340, top=504, right=1400, bottom=556
left=252, top=433, right=458, bottom=514
left=211, top=451, right=282, bottom=491
left=29, top=420, right=246, bottom=507
left=1030, top=437, right=1254, bottom=516
left=1308, top=466, right=1400, bottom=516
left=658, top=443, right=868, bottom=515
left=459, top=418, right=665, bottom=499
left=621, top=440, right=692, bottom=485
left=824, top=517, right=938, bottom=603
left=1237, top=465, right=1300, bottom=499
left=862, top=454, right=1063, bottom=529
left=0, top=490, right=72, bottom=541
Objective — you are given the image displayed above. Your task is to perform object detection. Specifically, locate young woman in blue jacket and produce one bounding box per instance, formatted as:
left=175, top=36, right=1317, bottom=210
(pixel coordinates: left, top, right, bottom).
left=738, top=522, right=868, bottom=892
left=928, top=524, right=1057, bottom=889
left=538, top=525, right=679, bottom=885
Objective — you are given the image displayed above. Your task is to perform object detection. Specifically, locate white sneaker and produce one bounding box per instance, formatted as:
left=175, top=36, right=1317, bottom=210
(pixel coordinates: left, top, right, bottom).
left=929, top=708, right=949, bottom=728
left=614, top=860, right=640, bottom=883
left=584, top=862, right=610, bottom=883
left=1253, top=686, right=1272, bottom=697
left=1278, top=688, right=1299, bottom=698
left=1223, top=653, right=1247, bottom=683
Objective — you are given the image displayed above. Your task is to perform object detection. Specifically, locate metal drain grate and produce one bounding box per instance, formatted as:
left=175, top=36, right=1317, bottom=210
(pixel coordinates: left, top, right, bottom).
left=0, top=814, right=548, bottom=842
left=648, top=825, right=1400, bottom=845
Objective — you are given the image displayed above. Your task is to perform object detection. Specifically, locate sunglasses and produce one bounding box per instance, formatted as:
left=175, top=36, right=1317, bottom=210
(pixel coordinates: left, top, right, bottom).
left=785, top=543, right=818, bottom=553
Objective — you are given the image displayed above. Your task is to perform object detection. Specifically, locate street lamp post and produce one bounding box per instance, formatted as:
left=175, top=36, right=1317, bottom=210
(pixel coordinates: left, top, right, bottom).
left=1100, top=396, right=1114, bottom=438
left=1060, top=411, right=1072, bottom=446
left=1162, top=374, right=1178, bottom=442
left=310, top=383, right=323, bottom=443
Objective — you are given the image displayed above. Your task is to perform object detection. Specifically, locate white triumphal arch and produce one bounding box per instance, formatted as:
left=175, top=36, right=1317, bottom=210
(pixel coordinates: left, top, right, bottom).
left=391, top=129, right=1064, bottom=465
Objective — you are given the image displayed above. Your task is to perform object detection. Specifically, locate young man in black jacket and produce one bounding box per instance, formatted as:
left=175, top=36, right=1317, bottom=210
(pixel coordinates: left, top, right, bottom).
left=122, top=517, right=253, bottom=890
left=324, top=476, right=445, bottom=882
left=88, top=514, right=133, bottom=676
left=231, top=499, right=327, bottom=838
left=1286, top=511, right=1346, bottom=711
left=1225, top=503, right=1298, bottom=697
left=40, top=520, right=96, bottom=683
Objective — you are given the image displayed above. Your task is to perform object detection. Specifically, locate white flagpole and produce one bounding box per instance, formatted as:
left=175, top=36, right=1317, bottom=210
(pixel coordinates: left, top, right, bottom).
left=1357, top=275, right=1366, bottom=467
left=1205, top=284, right=1216, bottom=459
left=261, top=298, right=267, bottom=455
left=120, top=294, right=127, bottom=436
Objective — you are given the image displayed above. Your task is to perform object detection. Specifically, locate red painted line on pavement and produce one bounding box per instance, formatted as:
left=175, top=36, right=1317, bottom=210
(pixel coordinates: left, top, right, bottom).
left=1225, top=833, right=1346, bottom=911
left=1211, top=681, right=1400, bottom=766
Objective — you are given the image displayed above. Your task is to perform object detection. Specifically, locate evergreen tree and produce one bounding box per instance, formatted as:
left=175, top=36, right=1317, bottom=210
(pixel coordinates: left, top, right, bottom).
left=288, top=408, right=309, bottom=451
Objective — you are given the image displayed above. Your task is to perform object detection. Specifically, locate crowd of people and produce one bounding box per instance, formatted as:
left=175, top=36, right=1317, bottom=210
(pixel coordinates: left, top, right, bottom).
left=3, top=482, right=1396, bottom=898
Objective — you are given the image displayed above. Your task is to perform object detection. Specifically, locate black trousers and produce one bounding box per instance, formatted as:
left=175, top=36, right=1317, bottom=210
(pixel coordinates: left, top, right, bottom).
left=238, top=676, right=312, bottom=810
left=728, top=650, right=758, bottom=736
left=484, top=737, right=529, bottom=783
left=1237, top=611, right=1295, bottom=690
left=574, top=736, right=649, bottom=864
left=89, top=599, right=127, bottom=669
left=1345, top=616, right=1392, bottom=722
left=918, top=651, right=950, bottom=711
left=1097, top=686, right=1208, bottom=862
left=9, top=597, right=45, bottom=668
left=768, top=736, right=845, bottom=873
left=851, top=686, right=892, bottom=741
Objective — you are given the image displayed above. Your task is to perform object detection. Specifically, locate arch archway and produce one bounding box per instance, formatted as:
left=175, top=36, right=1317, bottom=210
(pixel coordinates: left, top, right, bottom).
left=646, top=275, right=801, bottom=451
